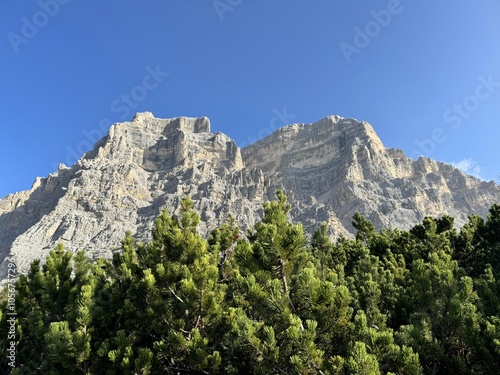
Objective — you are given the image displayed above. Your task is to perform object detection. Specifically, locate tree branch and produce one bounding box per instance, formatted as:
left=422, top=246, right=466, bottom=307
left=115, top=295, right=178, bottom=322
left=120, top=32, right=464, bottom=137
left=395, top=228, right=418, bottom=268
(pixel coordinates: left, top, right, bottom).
left=168, top=286, right=184, bottom=303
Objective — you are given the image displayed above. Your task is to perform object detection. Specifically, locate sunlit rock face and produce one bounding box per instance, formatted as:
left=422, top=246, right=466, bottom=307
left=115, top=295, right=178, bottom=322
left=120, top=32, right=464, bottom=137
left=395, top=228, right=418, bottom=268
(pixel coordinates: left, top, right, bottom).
left=1, top=112, right=499, bottom=279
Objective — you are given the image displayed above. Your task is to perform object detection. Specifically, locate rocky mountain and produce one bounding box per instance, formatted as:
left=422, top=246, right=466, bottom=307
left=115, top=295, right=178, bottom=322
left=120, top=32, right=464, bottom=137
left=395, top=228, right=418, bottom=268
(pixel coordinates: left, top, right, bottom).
left=1, top=112, right=499, bottom=280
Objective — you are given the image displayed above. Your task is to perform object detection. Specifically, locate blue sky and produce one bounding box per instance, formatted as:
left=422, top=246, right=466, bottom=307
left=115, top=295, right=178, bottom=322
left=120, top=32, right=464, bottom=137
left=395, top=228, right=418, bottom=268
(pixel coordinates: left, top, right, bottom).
left=1, top=1, right=499, bottom=198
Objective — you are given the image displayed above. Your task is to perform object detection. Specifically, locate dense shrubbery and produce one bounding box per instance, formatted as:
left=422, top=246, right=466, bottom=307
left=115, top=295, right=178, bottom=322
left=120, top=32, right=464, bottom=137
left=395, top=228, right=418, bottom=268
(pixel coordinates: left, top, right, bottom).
left=1, top=191, right=499, bottom=374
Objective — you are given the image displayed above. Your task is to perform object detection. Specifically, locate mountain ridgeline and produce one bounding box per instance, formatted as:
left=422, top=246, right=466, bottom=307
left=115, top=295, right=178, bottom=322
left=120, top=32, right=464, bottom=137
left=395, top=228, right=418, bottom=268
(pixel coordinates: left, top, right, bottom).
left=0, top=112, right=499, bottom=280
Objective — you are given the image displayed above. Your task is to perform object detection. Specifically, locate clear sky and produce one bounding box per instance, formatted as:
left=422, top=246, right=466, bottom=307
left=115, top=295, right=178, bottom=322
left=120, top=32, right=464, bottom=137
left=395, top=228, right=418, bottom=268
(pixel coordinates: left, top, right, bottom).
left=1, top=1, right=499, bottom=198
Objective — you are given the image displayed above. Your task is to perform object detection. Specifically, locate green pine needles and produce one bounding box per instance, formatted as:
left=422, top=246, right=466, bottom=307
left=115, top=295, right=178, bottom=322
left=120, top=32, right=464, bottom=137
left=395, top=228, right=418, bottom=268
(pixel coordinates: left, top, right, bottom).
left=1, top=191, right=499, bottom=374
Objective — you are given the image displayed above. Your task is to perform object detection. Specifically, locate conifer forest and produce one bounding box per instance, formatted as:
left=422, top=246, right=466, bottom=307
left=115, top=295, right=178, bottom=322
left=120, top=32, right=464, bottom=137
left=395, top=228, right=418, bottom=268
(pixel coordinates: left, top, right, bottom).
left=1, top=191, right=499, bottom=374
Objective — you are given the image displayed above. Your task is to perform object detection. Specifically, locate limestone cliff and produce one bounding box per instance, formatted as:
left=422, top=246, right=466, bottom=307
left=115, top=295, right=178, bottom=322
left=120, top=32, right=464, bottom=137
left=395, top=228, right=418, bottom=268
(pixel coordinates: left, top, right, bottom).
left=242, top=115, right=499, bottom=231
left=1, top=113, right=498, bottom=279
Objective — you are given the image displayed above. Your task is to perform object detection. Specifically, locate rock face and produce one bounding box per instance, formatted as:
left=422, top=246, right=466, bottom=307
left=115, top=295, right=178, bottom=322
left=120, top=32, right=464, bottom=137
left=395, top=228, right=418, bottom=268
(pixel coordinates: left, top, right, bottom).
left=1, top=112, right=499, bottom=279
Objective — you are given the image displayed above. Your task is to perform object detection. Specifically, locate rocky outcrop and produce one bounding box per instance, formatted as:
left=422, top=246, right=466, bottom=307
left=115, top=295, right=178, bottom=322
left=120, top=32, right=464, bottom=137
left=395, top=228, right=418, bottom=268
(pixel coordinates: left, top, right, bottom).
left=242, top=116, right=500, bottom=231
left=1, top=112, right=499, bottom=280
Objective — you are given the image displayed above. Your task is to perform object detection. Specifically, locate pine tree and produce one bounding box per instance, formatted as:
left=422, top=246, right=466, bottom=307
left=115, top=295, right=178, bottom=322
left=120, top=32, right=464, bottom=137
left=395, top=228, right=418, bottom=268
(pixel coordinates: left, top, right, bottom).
left=1, top=192, right=499, bottom=374
left=94, top=197, right=224, bottom=374
left=225, top=190, right=326, bottom=374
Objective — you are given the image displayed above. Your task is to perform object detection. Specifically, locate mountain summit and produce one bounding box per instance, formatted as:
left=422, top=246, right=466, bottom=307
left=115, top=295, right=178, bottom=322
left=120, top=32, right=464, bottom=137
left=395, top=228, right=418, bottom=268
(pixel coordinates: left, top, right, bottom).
left=1, top=113, right=499, bottom=279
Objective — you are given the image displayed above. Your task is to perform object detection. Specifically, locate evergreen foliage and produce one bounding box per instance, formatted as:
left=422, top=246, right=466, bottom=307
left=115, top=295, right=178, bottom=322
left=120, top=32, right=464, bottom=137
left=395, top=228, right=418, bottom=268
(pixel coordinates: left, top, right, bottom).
left=1, top=191, right=499, bottom=374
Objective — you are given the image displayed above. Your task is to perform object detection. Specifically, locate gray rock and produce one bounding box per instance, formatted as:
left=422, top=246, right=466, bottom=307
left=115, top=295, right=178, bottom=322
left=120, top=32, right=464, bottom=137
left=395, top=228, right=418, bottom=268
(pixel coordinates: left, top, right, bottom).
left=1, top=113, right=499, bottom=280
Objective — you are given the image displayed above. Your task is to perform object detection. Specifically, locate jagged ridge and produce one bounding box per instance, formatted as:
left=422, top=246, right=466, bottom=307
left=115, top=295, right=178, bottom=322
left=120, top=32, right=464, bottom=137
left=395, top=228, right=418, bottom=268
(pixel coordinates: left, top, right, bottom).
left=0, top=112, right=499, bottom=279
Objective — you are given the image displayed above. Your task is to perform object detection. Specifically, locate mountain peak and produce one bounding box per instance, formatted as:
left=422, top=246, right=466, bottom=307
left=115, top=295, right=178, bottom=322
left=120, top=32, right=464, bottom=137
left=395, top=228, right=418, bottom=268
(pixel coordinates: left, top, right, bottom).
left=1, top=112, right=498, bottom=281
left=132, top=111, right=155, bottom=122
left=241, top=115, right=386, bottom=175
left=128, top=113, right=211, bottom=134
